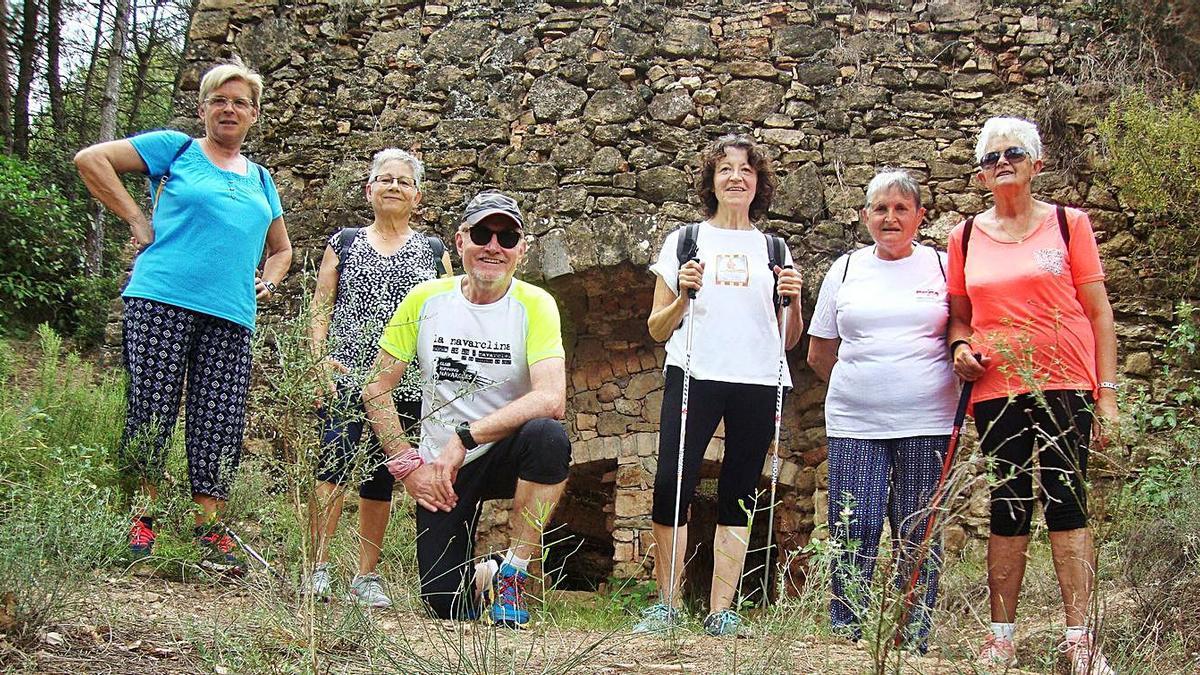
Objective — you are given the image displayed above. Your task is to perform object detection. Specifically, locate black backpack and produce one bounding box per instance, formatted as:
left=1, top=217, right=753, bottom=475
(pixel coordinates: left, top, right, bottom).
left=840, top=244, right=946, bottom=283
left=674, top=222, right=789, bottom=306
left=335, top=227, right=447, bottom=277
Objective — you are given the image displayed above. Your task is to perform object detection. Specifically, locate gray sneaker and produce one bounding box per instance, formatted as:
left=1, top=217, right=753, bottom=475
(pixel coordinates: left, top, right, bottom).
left=703, top=608, right=743, bottom=637
left=304, top=563, right=332, bottom=600
left=632, top=603, right=680, bottom=634
left=347, top=573, right=391, bottom=609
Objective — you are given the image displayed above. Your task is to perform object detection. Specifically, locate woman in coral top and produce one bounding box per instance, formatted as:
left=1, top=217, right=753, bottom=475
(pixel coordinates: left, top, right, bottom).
left=947, top=117, right=1117, bottom=674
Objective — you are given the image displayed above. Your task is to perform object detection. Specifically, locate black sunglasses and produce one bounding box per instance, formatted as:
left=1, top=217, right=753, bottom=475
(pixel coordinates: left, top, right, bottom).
left=468, top=224, right=521, bottom=249
left=980, top=146, right=1029, bottom=170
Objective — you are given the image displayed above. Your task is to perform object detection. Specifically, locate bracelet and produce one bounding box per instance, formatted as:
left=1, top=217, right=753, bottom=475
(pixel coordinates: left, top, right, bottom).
left=948, top=339, right=971, bottom=357
left=1099, top=381, right=1120, bottom=391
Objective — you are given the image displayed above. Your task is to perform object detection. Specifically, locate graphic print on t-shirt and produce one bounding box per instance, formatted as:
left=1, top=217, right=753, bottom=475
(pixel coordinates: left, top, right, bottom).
left=714, top=253, right=750, bottom=287
left=1034, top=248, right=1066, bottom=276
left=431, top=335, right=509, bottom=387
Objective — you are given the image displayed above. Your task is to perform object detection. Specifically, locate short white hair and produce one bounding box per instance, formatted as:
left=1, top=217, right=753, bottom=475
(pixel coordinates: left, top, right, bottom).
left=864, top=169, right=922, bottom=210
left=975, top=117, right=1042, bottom=163
left=368, top=149, right=425, bottom=191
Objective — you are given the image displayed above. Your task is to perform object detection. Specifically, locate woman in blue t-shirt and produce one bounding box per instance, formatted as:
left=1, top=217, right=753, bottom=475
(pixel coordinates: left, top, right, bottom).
left=74, top=61, right=292, bottom=574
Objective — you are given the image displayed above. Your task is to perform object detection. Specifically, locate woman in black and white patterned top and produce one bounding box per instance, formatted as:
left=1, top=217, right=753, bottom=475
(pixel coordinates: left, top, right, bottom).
left=304, top=148, right=452, bottom=607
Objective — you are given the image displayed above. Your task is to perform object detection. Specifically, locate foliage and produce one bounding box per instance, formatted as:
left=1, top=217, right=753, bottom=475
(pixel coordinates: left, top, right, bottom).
left=0, top=156, right=88, bottom=328
left=1099, top=90, right=1200, bottom=291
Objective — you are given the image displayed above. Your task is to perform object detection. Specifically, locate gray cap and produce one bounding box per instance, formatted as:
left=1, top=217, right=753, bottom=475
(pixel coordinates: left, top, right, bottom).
left=462, top=190, right=524, bottom=230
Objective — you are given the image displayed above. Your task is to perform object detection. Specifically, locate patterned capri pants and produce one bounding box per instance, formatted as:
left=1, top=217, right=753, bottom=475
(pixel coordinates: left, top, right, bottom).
left=119, top=297, right=253, bottom=500
left=827, top=434, right=949, bottom=646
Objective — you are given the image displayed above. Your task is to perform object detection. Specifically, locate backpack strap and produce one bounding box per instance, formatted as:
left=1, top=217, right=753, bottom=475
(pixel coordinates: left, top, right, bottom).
left=961, top=215, right=975, bottom=259
left=426, top=235, right=447, bottom=276
left=675, top=223, right=700, bottom=267
left=934, top=246, right=946, bottom=282
left=1056, top=205, right=1070, bottom=247
left=840, top=251, right=853, bottom=283
left=335, top=227, right=362, bottom=276
left=150, top=138, right=194, bottom=216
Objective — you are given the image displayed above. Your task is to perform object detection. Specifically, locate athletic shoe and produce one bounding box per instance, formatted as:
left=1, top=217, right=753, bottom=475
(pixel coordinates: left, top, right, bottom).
left=977, top=635, right=1018, bottom=667
left=702, top=608, right=743, bottom=637
left=1062, top=632, right=1116, bottom=675
left=128, top=518, right=155, bottom=559
left=195, top=526, right=246, bottom=576
left=304, top=563, right=332, bottom=600
left=490, top=563, right=529, bottom=627
left=632, top=603, right=680, bottom=634
left=347, top=573, right=392, bottom=609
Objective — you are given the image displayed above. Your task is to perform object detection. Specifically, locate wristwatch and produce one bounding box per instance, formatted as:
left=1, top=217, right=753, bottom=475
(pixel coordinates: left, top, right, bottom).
left=262, top=280, right=277, bottom=295
left=455, top=421, right=478, bottom=450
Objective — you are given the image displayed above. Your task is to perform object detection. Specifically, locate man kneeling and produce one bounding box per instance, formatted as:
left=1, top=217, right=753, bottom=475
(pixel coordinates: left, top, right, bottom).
left=363, top=190, right=569, bottom=626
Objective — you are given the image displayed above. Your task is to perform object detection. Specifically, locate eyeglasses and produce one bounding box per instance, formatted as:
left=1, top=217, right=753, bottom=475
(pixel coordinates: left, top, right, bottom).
left=468, top=224, right=521, bottom=249
left=371, top=175, right=418, bottom=189
left=979, top=146, right=1029, bottom=170
left=205, top=95, right=255, bottom=111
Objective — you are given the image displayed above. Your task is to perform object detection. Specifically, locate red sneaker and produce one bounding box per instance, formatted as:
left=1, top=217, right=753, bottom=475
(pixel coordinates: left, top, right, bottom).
left=128, top=518, right=155, bottom=559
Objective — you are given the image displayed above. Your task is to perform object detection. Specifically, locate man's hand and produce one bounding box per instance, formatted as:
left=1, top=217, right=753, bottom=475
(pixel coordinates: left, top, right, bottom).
left=424, top=437, right=467, bottom=510
left=400, top=464, right=456, bottom=513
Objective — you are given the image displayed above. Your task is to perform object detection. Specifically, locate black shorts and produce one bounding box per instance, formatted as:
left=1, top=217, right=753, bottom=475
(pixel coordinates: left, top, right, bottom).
left=314, top=390, right=421, bottom=502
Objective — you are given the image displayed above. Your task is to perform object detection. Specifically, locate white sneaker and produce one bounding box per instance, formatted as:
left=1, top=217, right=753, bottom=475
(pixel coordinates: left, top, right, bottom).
left=1062, top=632, right=1116, bottom=675
left=304, top=563, right=331, bottom=600
left=347, top=573, right=391, bottom=609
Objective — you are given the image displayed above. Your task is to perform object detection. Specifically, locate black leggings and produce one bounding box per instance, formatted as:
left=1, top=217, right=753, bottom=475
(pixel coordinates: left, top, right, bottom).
left=652, top=366, right=778, bottom=527
left=315, top=390, right=420, bottom=502
left=973, top=390, right=1093, bottom=536
left=415, top=418, right=571, bottom=619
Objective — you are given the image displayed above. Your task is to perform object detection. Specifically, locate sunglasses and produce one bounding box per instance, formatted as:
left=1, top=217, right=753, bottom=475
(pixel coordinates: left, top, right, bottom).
left=980, top=146, right=1029, bottom=170
left=468, top=224, right=521, bottom=249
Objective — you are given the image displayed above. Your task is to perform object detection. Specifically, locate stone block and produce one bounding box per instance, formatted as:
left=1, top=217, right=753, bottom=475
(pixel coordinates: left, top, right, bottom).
left=774, top=25, right=836, bottom=56
left=648, top=90, right=695, bottom=125
left=584, top=88, right=644, bottom=125
left=528, top=76, right=588, bottom=121
left=626, top=371, right=662, bottom=399
left=1123, top=352, right=1152, bottom=377
left=658, top=19, right=717, bottom=58
left=719, top=79, right=784, bottom=122
left=636, top=166, right=689, bottom=204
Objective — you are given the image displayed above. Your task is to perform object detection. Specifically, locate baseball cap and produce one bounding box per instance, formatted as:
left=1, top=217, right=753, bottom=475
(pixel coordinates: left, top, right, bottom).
left=462, top=190, right=524, bottom=230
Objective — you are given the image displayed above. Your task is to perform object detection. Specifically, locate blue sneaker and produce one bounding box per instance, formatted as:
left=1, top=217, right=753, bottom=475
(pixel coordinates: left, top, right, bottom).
left=490, top=563, right=529, bottom=627
left=703, top=608, right=743, bottom=637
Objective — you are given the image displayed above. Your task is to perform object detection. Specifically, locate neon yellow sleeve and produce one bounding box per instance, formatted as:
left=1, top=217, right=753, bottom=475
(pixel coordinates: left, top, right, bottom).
left=378, top=277, right=455, bottom=362
left=514, top=281, right=565, bottom=365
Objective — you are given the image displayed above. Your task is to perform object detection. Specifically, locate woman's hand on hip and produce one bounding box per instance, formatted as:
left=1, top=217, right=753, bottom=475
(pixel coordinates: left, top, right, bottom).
left=951, top=343, right=990, bottom=381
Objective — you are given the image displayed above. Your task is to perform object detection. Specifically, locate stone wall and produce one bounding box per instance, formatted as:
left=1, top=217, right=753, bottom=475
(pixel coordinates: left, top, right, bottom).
left=179, top=0, right=1167, bottom=587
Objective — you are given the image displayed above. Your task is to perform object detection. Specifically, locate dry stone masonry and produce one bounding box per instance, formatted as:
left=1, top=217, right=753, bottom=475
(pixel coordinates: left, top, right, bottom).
left=180, top=0, right=1168, bottom=588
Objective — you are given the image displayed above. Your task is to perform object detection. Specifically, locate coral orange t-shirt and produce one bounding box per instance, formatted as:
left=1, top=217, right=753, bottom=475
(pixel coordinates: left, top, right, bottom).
left=947, top=207, right=1106, bottom=405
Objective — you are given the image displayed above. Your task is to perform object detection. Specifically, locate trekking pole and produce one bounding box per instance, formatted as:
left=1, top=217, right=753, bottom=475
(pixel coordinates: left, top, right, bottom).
left=666, top=259, right=699, bottom=612
left=893, top=375, right=975, bottom=647
left=762, top=272, right=792, bottom=606
left=223, top=523, right=288, bottom=584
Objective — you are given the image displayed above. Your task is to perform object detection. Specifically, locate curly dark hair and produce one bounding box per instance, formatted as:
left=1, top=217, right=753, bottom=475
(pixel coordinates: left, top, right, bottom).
left=696, top=133, right=777, bottom=222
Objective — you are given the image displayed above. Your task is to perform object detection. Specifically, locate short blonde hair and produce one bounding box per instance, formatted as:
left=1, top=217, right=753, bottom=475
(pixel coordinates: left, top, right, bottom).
left=974, top=117, right=1042, bottom=163
left=198, top=62, right=264, bottom=107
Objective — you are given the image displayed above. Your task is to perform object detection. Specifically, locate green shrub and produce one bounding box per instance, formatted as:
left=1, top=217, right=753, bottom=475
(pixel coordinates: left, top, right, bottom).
left=1099, top=90, right=1200, bottom=291
left=0, top=155, right=88, bottom=328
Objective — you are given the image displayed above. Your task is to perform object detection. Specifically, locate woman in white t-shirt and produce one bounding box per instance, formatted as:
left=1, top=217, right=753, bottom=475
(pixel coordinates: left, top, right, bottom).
left=637, top=134, right=804, bottom=637
left=806, top=169, right=959, bottom=650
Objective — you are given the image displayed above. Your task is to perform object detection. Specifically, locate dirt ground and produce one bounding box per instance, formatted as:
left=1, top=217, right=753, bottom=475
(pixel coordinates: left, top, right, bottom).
left=0, top=567, right=1055, bottom=675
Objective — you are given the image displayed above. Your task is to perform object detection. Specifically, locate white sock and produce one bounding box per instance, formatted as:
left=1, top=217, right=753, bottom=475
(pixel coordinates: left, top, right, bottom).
left=1064, top=626, right=1088, bottom=641
left=990, top=622, right=1016, bottom=641
left=503, top=550, right=530, bottom=572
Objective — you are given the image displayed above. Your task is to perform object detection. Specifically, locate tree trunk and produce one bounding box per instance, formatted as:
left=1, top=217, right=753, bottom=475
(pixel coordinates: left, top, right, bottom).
left=0, top=0, right=13, bottom=152
left=126, top=0, right=165, bottom=129
left=85, top=0, right=131, bottom=275
left=45, top=0, right=64, bottom=136
left=12, top=0, right=42, bottom=158
left=74, top=0, right=108, bottom=142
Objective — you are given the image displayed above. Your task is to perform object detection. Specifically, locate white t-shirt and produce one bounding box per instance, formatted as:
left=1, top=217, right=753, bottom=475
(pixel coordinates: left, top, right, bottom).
left=808, top=244, right=958, bottom=439
left=378, top=276, right=565, bottom=466
left=649, top=222, right=793, bottom=387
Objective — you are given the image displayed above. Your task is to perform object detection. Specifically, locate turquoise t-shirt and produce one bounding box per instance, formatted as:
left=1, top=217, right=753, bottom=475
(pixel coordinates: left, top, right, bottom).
left=123, top=129, right=283, bottom=331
